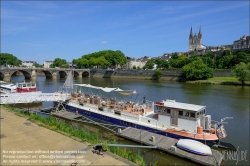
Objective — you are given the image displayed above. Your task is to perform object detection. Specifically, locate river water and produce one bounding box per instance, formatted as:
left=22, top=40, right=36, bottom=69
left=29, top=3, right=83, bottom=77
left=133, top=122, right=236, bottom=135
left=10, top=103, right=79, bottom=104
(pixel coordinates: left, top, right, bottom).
left=10, top=76, right=249, bottom=165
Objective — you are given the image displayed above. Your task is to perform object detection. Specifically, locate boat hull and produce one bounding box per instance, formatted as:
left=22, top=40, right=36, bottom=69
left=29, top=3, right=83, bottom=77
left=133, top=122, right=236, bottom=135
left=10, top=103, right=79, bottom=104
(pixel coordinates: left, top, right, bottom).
left=62, top=103, right=218, bottom=146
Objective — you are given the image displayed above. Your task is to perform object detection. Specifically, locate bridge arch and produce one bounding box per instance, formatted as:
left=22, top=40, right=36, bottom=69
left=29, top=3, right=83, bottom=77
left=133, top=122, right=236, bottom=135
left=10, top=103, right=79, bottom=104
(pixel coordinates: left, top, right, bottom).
left=58, top=71, right=67, bottom=78
left=82, top=71, right=89, bottom=77
left=41, top=70, right=53, bottom=79
left=12, top=70, right=32, bottom=79
left=73, top=71, right=79, bottom=78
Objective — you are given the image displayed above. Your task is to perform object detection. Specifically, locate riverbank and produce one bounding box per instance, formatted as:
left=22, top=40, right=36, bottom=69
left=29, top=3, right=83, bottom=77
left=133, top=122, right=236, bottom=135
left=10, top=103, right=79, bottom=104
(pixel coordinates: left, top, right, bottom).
left=0, top=106, right=136, bottom=166
left=186, top=76, right=250, bottom=86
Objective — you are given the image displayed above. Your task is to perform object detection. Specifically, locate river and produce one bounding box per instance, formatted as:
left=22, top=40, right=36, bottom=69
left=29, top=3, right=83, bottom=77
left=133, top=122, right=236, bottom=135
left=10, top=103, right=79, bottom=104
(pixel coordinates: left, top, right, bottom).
left=10, top=76, right=249, bottom=165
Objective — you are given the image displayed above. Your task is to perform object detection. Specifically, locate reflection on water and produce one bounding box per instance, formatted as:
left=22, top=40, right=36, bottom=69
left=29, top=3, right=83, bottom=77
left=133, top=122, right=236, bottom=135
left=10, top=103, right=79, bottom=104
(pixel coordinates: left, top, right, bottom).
left=9, top=76, right=249, bottom=165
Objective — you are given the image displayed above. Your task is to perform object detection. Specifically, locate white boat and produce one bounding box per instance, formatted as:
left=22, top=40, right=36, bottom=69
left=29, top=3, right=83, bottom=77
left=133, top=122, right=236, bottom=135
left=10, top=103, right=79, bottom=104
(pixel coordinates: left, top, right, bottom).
left=177, top=139, right=212, bottom=156
left=55, top=71, right=231, bottom=146
left=0, top=81, right=42, bottom=94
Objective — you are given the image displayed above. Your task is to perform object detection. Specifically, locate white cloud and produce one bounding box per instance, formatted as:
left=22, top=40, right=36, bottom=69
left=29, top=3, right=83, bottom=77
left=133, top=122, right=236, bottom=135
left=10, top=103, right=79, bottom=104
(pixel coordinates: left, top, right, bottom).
left=102, top=41, right=107, bottom=44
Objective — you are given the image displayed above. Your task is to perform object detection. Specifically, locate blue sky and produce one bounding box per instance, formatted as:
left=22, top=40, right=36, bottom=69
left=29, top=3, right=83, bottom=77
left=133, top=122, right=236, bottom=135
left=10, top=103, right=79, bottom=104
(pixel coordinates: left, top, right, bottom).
left=1, top=1, right=249, bottom=64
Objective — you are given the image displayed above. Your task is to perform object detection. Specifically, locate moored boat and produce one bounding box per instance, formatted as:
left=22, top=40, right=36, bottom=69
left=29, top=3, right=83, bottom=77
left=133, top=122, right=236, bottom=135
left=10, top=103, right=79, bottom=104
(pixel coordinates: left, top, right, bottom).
left=55, top=71, right=232, bottom=147
left=177, top=139, right=212, bottom=156
left=55, top=82, right=231, bottom=147
left=0, top=81, right=42, bottom=94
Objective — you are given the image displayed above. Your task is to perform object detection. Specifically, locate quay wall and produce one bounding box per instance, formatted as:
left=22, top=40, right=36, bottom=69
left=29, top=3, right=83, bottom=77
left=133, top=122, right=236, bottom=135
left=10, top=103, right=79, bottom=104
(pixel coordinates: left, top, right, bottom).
left=90, top=69, right=232, bottom=80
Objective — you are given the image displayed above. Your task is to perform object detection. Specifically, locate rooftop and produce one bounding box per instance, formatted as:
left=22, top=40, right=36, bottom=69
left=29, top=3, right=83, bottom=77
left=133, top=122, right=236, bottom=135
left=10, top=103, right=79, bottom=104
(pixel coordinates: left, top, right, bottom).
left=161, top=100, right=205, bottom=112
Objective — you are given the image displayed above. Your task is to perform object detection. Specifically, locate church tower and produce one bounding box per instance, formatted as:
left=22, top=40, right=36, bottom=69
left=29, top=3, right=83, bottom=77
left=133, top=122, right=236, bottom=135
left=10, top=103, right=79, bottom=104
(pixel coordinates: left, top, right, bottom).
left=189, top=26, right=203, bottom=51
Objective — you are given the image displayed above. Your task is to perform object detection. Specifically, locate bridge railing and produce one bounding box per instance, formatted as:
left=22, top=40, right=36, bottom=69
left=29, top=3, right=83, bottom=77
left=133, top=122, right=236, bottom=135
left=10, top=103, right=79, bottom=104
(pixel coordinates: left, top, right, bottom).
left=0, top=93, right=71, bottom=104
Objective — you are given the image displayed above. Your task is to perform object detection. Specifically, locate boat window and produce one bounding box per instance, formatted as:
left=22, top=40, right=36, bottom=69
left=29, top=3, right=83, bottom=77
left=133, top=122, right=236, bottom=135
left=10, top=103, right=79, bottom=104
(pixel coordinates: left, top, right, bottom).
left=190, top=112, right=195, bottom=118
left=167, top=109, right=170, bottom=114
left=179, top=111, right=183, bottom=116
left=23, top=84, right=26, bottom=87
left=32, top=83, right=35, bottom=86
left=148, top=120, right=150, bottom=123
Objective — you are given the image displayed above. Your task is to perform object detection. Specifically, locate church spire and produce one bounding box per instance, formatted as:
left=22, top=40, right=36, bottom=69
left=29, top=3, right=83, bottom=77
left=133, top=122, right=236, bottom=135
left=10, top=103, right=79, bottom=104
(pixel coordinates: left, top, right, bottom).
left=198, top=26, right=202, bottom=38
left=189, top=26, right=193, bottom=39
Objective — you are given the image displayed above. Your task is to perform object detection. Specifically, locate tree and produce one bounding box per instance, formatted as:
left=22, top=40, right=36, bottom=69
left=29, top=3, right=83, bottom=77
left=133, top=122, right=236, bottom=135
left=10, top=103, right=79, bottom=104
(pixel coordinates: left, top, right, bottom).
left=169, top=54, right=188, bottom=68
left=77, top=50, right=127, bottom=69
left=154, top=69, right=162, bottom=80
left=50, top=58, right=69, bottom=68
left=155, top=58, right=169, bottom=69
left=96, top=56, right=110, bottom=69
left=232, top=52, right=249, bottom=65
left=182, top=59, right=213, bottom=80
left=201, top=56, right=215, bottom=69
left=0, top=53, right=22, bottom=67
left=143, top=59, right=155, bottom=69
left=133, top=65, right=136, bottom=69
left=232, top=62, right=250, bottom=85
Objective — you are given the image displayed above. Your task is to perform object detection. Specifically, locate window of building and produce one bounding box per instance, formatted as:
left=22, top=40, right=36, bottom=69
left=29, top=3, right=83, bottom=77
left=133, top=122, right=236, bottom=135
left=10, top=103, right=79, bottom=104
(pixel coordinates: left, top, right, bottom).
left=179, top=111, right=183, bottom=116
left=167, top=109, right=171, bottom=114
left=190, top=113, right=195, bottom=118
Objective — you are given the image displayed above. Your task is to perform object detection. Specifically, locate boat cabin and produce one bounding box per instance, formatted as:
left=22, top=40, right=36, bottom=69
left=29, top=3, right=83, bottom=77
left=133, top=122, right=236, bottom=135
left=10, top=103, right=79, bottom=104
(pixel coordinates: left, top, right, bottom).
left=155, top=100, right=210, bottom=133
left=16, top=82, right=37, bottom=93
left=0, top=83, right=16, bottom=94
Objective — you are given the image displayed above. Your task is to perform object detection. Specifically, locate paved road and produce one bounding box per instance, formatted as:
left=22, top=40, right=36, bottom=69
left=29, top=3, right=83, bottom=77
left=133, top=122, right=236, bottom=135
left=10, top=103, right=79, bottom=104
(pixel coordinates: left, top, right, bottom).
left=0, top=106, right=135, bottom=166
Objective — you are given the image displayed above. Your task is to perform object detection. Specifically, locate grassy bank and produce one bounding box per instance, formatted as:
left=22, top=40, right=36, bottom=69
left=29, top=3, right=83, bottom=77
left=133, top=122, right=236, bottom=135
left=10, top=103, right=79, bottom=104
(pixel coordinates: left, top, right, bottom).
left=187, top=76, right=250, bottom=86
left=3, top=105, right=146, bottom=166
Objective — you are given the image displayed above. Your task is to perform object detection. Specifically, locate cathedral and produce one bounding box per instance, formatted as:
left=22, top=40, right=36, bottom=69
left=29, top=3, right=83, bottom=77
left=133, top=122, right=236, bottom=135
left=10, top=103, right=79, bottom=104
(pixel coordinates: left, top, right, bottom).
left=189, top=26, right=206, bottom=51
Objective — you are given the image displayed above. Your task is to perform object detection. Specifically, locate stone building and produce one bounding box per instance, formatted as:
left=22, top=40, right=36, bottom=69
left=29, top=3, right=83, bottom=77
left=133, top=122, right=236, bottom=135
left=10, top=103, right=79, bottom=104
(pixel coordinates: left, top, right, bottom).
left=188, top=26, right=206, bottom=51
left=22, top=61, right=36, bottom=67
left=233, top=35, right=250, bottom=52
left=44, top=60, right=54, bottom=68
left=123, top=57, right=146, bottom=69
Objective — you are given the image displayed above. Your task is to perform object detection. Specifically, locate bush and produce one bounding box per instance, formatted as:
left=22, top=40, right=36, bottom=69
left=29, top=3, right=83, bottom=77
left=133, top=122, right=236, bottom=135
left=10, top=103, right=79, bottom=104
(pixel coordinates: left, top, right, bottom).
left=182, top=59, right=213, bottom=80
left=154, top=69, right=162, bottom=80
left=232, top=62, right=250, bottom=85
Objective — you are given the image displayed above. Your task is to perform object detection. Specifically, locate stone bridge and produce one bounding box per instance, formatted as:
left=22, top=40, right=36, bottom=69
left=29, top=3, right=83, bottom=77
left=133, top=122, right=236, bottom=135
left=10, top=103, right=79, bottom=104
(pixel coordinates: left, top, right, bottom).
left=0, top=67, right=90, bottom=82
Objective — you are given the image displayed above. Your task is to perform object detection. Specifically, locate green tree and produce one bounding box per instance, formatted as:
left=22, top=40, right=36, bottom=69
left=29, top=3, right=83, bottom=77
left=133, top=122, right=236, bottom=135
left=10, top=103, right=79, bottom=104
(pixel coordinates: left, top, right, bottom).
left=201, top=56, right=215, bottom=69
left=182, top=59, right=213, bottom=80
left=77, top=50, right=127, bottom=69
left=0, top=53, right=22, bottom=67
left=50, top=58, right=69, bottom=68
left=143, top=59, right=155, bottom=69
left=154, top=69, right=162, bottom=80
left=133, top=65, right=136, bottom=69
left=169, top=54, right=188, bottom=68
left=232, top=52, right=249, bottom=65
left=155, top=58, right=169, bottom=69
left=232, top=62, right=250, bottom=85
left=171, top=52, right=179, bottom=59
left=96, top=56, right=110, bottom=69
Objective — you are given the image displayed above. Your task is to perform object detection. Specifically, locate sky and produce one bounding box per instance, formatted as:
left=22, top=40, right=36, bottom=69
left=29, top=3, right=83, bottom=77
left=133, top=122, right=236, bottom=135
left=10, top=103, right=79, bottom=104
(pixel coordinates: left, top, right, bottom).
left=1, top=1, right=249, bottom=64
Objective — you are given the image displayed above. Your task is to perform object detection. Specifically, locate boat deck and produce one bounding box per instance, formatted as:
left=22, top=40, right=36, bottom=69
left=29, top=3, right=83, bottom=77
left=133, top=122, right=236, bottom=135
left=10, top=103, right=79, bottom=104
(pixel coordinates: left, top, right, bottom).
left=51, top=111, right=82, bottom=120
left=73, top=96, right=153, bottom=116
left=119, top=127, right=224, bottom=166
